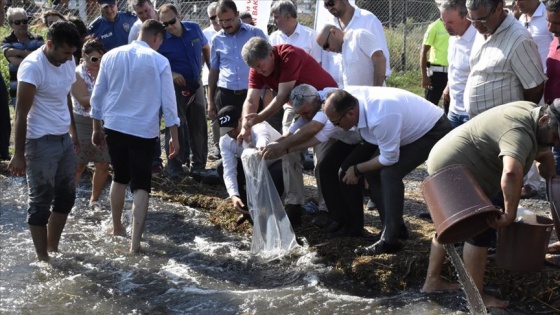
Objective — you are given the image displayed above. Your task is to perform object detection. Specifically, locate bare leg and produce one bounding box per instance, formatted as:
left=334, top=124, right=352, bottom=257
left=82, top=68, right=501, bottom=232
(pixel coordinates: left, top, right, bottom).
left=422, top=236, right=461, bottom=292
left=46, top=212, right=68, bottom=252
left=90, top=162, right=110, bottom=203
left=75, top=163, right=88, bottom=186
left=130, top=189, right=149, bottom=253
left=463, top=243, right=509, bottom=309
left=110, top=181, right=127, bottom=236
left=29, top=224, right=49, bottom=262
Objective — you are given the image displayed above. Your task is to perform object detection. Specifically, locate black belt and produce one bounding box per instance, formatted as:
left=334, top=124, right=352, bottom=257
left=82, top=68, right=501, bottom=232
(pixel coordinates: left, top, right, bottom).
left=219, top=87, right=248, bottom=95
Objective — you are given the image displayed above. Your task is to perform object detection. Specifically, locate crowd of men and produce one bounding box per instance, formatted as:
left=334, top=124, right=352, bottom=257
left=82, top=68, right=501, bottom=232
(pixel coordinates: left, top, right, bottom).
left=2, top=0, right=560, bottom=310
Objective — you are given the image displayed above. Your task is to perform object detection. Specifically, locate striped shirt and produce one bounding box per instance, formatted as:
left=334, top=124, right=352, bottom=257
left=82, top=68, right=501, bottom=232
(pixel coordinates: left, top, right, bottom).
left=464, top=13, right=546, bottom=117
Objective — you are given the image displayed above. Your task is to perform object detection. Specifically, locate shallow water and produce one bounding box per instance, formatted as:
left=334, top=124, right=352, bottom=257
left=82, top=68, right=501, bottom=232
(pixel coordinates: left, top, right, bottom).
left=1, top=175, right=472, bottom=314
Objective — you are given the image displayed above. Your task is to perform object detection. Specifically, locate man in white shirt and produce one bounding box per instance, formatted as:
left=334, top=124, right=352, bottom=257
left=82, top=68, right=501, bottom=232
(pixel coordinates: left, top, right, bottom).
left=440, top=0, right=475, bottom=128
left=268, top=0, right=323, bottom=134
left=216, top=105, right=283, bottom=226
left=317, top=24, right=386, bottom=87
left=322, top=87, right=452, bottom=254
left=321, top=0, right=391, bottom=84
left=91, top=20, right=180, bottom=253
left=518, top=0, right=553, bottom=71
left=8, top=21, right=83, bottom=262
left=128, top=0, right=158, bottom=43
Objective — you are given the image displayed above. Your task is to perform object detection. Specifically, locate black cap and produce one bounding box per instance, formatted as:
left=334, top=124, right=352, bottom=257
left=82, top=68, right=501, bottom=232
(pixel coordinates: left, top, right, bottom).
left=98, top=0, right=116, bottom=7
left=217, top=105, right=241, bottom=136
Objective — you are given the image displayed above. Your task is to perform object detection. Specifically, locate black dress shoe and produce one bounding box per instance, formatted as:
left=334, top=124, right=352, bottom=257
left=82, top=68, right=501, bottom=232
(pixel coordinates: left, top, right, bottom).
left=399, top=224, right=409, bottom=240
left=354, top=240, right=403, bottom=255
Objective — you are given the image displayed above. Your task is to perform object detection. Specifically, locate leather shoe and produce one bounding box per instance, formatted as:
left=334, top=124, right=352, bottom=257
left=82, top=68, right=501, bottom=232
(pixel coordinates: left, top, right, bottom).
left=322, top=220, right=344, bottom=233
left=354, top=240, right=403, bottom=255
left=520, top=185, right=537, bottom=199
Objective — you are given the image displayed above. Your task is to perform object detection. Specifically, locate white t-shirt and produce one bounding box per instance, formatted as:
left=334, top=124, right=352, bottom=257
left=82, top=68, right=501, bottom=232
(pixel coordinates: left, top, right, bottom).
left=341, top=29, right=381, bottom=86
left=349, top=86, right=443, bottom=166
left=269, top=23, right=322, bottom=63
left=447, top=24, right=476, bottom=115
left=18, top=46, right=76, bottom=139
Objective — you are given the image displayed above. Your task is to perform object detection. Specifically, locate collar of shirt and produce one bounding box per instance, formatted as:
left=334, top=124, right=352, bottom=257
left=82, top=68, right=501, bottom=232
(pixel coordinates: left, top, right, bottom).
left=132, top=40, right=150, bottom=49
left=220, top=19, right=249, bottom=36
left=165, top=21, right=190, bottom=39
left=491, top=12, right=518, bottom=38
left=356, top=101, right=367, bottom=130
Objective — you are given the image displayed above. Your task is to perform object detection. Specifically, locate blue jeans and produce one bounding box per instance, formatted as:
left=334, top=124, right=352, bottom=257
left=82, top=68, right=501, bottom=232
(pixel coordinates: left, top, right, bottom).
left=554, top=145, right=560, bottom=175
left=447, top=111, right=469, bottom=129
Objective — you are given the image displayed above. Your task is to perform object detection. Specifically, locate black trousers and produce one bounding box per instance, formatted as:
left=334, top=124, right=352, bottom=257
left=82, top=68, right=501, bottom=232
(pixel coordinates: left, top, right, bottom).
left=319, top=141, right=377, bottom=234
left=424, top=71, right=448, bottom=111
left=0, top=73, right=10, bottom=156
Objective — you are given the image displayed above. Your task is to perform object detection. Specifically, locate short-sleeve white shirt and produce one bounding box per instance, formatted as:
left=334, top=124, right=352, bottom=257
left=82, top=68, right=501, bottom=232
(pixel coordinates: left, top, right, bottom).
left=341, top=29, right=381, bottom=86
left=17, top=46, right=76, bottom=139
left=519, top=2, right=553, bottom=72
left=202, top=25, right=218, bottom=86
left=349, top=86, right=443, bottom=166
left=269, top=23, right=322, bottom=63
left=447, top=24, right=476, bottom=115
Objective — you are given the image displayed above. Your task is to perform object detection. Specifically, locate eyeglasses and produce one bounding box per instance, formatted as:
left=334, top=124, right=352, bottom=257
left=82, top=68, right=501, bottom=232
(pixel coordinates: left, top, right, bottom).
left=291, top=94, right=317, bottom=102
left=322, top=30, right=332, bottom=50
left=86, top=55, right=102, bottom=63
left=324, top=0, right=335, bottom=8
left=209, top=15, right=217, bottom=21
left=162, top=17, right=177, bottom=27
left=466, top=6, right=496, bottom=24
left=11, top=18, right=28, bottom=26
left=330, top=107, right=352, bottom=126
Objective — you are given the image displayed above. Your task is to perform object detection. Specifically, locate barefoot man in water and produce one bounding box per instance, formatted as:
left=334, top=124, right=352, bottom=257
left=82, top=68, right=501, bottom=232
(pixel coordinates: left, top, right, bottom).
left=8, top=21, right=82, bottom=262
left=91, top=20, right=179, bottom=252
left=421, top=101, right=559, bottom=309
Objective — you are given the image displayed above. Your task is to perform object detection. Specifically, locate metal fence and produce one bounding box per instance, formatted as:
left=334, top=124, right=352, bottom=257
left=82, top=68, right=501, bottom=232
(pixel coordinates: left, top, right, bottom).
left=13, top=0, right=441, bottom=71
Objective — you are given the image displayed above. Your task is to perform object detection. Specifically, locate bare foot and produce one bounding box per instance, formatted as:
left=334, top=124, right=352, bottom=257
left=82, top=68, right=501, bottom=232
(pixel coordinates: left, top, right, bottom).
left=111, top=224, right=126, bottom=236
left=547, top=241, right=560, bottom=254
left=421, top=278, right=462, bottom=293
left=36, top=254, right=50, bottom=262
left=482, top=294, right=509, bottom=309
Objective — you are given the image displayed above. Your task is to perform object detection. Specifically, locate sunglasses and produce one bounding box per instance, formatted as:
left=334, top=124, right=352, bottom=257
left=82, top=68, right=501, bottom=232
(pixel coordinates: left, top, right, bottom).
left=323, top=31, right=332, bottom=50
left=86, top=55, right=102, bottom=63
left=465, top=6, right=496, bottom=25
left=162, top=17, right=177, bottom=27
left=11, top=18, right=28, bottom=26
left=324, top=0, right=335, bottom=8
left=209, top=15, right=217, bottom=21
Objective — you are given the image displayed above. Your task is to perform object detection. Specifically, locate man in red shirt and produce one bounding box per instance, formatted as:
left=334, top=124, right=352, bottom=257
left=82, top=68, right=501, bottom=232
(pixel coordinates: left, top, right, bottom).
left=238, top=37, right=337, bottom=224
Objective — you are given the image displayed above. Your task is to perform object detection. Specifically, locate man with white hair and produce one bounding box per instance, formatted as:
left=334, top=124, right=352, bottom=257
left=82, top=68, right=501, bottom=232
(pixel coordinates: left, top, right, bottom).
left=128, top=0, right=158, bottom=43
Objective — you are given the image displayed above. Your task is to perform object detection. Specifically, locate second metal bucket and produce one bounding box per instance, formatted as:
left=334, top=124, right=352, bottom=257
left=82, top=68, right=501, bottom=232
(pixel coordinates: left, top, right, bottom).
left=421, top=164, right=502, bottom=244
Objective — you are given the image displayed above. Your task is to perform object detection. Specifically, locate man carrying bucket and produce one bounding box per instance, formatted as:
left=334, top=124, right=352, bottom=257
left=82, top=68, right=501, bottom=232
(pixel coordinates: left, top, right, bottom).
left=421, top=101, right=560, bottom=309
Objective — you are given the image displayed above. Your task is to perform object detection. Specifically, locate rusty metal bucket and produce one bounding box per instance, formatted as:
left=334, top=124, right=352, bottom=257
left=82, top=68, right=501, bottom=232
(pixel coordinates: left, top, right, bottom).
left=421, top=164, right=502, bottom=244
left=496, top=215, right=554, bottom=272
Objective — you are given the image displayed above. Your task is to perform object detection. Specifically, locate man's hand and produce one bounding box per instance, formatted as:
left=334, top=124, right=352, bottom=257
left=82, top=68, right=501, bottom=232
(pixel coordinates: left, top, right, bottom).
left=422, top=75, right=432, bottom=90
left=231, top=195, right=249, bottom=214
left=487, top=211, right=515, bottom=229
left=237, top=113, right=257, bottom=145
left=8, top=153, right=25, bottom=176
left=168, top=137, right=180, bottom=160
left=92, top=129, right=105, bottom=149
left=172, top=72, right=186, bottom=86
left=262, top=142, right=286, bottom=160
left=72, top=135, right=81, bottom=155
left=342, top=165, right=360, bottom=185
left=442, top=85, right=450, bottom=105
left=207, top=100, right=217, bottom=121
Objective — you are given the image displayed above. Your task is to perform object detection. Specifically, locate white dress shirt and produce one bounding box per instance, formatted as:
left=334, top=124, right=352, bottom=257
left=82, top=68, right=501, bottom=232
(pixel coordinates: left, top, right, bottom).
left=347, top=86, right=443, bottom=166
left=91, top=40, right=180, bottom=139
left=447, top=24, right=476, bottom=116
left=220, top=121, right=280, bottom=197
left=519, top=2, right=553, bottom=72
left=269, top=23, right=322, bottom=63
left=202, top=25, right=218, bottom=86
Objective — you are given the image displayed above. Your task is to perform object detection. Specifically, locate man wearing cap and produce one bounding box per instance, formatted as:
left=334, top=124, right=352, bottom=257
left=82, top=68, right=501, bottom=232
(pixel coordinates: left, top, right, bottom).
left=87, top=0, right=137, bottom=51
left=91, top=20, right=180, bottom=253
left=157, top=3, right=210, bottom=179
left=216, top=105, right=283, bottom=225
left=421, top=101, right=559, bottom=308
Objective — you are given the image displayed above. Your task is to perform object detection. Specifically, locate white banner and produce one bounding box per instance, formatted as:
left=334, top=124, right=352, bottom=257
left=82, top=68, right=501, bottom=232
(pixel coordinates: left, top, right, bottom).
left=234, top=0, right=273, bottom=34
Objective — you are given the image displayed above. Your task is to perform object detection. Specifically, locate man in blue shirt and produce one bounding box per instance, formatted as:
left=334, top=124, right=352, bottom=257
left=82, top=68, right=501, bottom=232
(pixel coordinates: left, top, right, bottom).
left=207, top=0, right=267, bottom=138
left=158, top=3, right=210, bottom=179
left=87, top=0, right=137, bottom=51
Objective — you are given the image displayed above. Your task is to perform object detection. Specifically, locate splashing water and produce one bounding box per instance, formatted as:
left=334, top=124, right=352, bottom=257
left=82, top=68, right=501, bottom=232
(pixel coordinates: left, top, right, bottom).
left=444, top=244, right=487, bottom=315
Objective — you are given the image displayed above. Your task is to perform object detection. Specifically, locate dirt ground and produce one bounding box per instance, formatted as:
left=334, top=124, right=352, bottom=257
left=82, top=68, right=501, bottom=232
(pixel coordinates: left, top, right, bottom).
left=2, top=148, right=559, bottom=314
